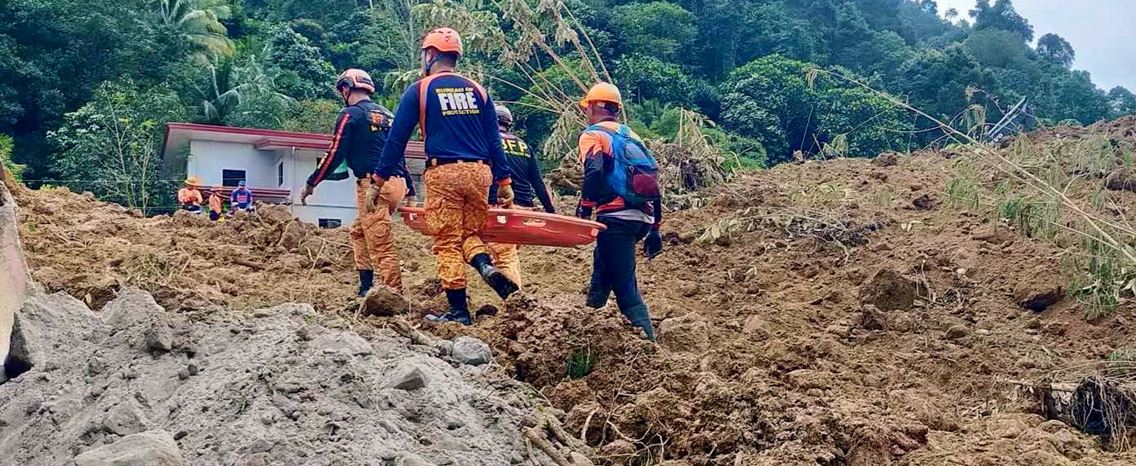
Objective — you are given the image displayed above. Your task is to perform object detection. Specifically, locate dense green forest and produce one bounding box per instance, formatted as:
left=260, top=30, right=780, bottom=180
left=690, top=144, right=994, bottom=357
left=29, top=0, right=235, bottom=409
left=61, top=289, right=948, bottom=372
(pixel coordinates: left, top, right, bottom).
left=2, top=0, right=1134, bottom=209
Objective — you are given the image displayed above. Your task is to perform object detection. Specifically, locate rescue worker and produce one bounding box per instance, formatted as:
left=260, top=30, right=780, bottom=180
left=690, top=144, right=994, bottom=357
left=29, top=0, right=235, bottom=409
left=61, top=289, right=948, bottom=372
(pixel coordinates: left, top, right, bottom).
left=207, top=186, right=224, bottom=221
left=229, top=180, right=254, bottom=213
left=177, top=177, right=203, bottom=213
left=373, top=27, right=516, bottom=325
left=486, top=104, right=555, bottom=286
left=575, top=82, right=664, bottom=341
left=300, top=68, right=413, bottom=296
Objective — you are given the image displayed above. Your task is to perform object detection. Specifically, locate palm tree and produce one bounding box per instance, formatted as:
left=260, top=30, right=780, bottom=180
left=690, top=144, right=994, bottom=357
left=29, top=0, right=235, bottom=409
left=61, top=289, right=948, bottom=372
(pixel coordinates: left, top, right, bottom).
left=197, top=56, right=295, bottom=124
left=158, top=0, right=234, bottom=62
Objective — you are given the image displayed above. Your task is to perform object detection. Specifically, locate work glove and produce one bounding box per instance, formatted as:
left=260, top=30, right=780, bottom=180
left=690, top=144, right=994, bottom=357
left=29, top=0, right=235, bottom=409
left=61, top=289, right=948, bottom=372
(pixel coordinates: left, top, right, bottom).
left=643, top=227, right=663, bottom=260
left=497, top=184, right=514, bottom=207
left=300, top=184, right=314, bottom=206
left=575, top=204, right=593, bottom=219
left=363, top=184, right=383, bottom=214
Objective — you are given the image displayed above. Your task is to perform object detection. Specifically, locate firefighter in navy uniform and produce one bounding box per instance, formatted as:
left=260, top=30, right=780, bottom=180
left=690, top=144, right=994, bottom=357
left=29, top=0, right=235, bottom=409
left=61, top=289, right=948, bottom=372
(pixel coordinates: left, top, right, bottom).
left=301, top=69, right=414, bottom=296
left=373, top=27, right=516, bottom=325
left=487, top=104, right=555, bottom=286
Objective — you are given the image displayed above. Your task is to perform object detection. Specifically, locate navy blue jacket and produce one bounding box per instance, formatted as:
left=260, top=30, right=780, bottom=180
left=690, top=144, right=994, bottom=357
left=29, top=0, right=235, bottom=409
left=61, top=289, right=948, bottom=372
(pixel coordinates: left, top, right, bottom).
left=375, top=72, right=511, bottom=183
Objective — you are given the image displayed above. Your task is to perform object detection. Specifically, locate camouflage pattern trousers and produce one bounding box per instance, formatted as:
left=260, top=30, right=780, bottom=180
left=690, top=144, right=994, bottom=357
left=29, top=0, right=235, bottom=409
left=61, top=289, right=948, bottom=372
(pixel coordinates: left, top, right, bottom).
left=424, top=161, right=493, bottom=290
left=351, top=176, right=407, bottom=291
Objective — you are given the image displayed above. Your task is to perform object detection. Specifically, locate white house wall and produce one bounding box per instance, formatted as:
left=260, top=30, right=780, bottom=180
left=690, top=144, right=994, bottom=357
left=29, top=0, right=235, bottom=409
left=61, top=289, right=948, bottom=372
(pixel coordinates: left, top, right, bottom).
left=286, top=149, right=360, bottom=226
left=188, top=140, right=277, bottom=188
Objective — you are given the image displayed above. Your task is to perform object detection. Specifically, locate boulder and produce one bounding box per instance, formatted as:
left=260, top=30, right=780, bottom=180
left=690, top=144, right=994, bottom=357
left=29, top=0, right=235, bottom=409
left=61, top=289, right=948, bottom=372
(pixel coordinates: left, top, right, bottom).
left=387, top=363, right=430, bottom=391
left=1014, top=283, right=1063, bottom=311
left=657, top=313, right=710, bottom=352
left=451, top=336, right=492, bottom=366
left=74, top=430, right=185, bottom=466
left=360, top=287, right=408, bottom=317
left=859, top=269, right=918, bottom=311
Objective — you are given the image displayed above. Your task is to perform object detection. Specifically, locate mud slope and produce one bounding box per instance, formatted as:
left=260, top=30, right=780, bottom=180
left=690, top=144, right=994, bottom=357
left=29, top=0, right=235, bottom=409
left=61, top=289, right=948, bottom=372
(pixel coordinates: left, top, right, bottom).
left=0, top=288, right=539, bottom=465
left=13, top=125, right=1136, bottom=464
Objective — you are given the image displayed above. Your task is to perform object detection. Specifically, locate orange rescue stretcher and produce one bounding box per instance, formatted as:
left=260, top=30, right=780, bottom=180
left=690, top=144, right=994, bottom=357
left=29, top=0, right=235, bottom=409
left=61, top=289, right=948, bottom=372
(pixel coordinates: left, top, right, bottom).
left=398, top=206, right=606, bottom=247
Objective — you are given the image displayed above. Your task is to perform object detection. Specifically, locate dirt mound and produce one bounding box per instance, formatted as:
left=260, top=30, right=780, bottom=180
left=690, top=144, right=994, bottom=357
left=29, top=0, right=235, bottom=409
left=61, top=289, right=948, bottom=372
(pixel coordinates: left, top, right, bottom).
left=14, top=189, right=442, bottom=314
left=0, top=288, right=545, bottom=465
left=12, top=130, right=1136, bottom=464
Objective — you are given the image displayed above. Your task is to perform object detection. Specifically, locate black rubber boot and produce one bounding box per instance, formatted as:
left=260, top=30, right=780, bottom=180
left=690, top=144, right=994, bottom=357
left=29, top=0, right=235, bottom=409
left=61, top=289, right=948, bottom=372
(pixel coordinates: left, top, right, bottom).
left=357, top=270, right=374, bottom=297
left=425, top=288, right=472, bottom=325
left=469, top=253, right=518, bottom=299
left=585, top=288, right=609, bottom=309
left=622, top=304, right=656, bottom=341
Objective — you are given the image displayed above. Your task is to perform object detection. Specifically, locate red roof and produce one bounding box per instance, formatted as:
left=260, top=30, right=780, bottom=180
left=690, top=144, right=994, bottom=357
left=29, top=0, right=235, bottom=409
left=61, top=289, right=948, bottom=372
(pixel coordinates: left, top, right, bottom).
left=163, top=122, right=426, bottom=159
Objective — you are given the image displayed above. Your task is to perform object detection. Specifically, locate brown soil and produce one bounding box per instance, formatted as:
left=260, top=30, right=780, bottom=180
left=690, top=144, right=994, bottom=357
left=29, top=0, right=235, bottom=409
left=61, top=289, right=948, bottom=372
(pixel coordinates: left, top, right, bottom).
left=14, top=123, right=1136, bottom=465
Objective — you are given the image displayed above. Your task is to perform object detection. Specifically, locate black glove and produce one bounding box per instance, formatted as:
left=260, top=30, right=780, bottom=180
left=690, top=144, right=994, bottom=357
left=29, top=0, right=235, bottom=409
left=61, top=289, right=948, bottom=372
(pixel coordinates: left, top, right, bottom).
left=576, top=204, right=593, bottom=219
left=644, top=228, right=663, bottom=259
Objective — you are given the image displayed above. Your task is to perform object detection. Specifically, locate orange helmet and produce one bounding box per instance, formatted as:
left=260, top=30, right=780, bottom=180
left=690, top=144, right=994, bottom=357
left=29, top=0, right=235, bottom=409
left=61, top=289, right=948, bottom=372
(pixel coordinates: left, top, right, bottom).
left=421, top=27, right=463, bottom=56
left=579, top=82, right=623, bottom=109
left=335, top=69, right=376, bottom=94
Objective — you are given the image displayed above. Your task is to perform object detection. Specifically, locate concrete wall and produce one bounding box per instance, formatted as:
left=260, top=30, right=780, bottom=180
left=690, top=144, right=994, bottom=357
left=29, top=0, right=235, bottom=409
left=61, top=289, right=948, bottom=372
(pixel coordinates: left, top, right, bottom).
left=0, top=172, right=31, bottom=373
left=284, top=149, right=359, bottom=225
left=188, top=140, right=277, bottom=189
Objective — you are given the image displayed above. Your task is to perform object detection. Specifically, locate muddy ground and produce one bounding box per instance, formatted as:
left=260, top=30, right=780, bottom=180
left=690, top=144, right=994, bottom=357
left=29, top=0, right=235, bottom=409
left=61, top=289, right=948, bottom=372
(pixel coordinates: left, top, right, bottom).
left=9, top=120, right=1136, bottom=465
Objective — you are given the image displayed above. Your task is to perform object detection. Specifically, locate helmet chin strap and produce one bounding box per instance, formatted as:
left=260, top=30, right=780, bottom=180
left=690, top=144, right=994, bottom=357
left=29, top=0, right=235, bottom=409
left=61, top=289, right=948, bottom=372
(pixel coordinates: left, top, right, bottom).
left=422, top=50, right=443, bottom=77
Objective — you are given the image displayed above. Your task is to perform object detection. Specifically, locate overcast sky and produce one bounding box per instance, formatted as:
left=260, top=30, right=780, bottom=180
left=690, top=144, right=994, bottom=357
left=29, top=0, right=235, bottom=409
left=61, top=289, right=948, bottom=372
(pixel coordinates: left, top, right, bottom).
left=934, top=0, right=1136, bottom=91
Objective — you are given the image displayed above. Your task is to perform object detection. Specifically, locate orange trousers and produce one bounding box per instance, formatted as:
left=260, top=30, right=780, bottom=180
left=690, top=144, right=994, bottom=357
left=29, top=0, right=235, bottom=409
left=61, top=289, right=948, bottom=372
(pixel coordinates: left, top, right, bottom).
left=351, top=177, right=407, bottom=291
left=424, top=162, right=492, bottom=290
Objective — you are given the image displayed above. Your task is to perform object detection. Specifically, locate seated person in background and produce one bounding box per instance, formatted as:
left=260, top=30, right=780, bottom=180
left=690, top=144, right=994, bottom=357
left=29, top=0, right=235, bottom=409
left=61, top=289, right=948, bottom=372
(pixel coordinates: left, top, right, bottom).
left=207, top=186, right=224, bottom=221
left=229, top=180, right=254, bottom=213
left=177, top=177, right=203, bottom=213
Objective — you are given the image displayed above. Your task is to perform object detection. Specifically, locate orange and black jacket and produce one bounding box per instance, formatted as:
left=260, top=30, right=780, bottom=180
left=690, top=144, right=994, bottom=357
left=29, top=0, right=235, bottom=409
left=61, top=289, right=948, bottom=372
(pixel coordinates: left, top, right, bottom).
left=578, top=120, right=662, bottom=227
left=375, top=71, right=511, bottom=184
left=307, top=99, right=414, bottom=195
left=488, top=131, right=554, bottom=211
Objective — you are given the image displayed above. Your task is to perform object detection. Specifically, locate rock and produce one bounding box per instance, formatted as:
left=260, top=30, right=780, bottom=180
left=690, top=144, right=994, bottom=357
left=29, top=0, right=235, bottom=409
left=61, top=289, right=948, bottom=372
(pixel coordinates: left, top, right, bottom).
left=360, top=287, right=408, bottom=317
left=311, top=332, right=373, bottom=356
left=1014, top=283, right=1063, bottom=311
left=860, top=305, right=889, bottom=331
left=658, top=313, right=710, bottom=352
left=973, top=226, right=1014, bottom=244
left=74, top=430, right=185, bottom=466
left=945, top=324, right=970, bottom=340
left=872, top=152, right=899, bottom=167
left=388, top=363, right=429, bottom=391
left=859, top=269, right=918, bottom=311
left=279, top=220, right=305, bottom=251
left=911, top=194, right=937, bottom=210
left=144, top=322, right=174, bottom=353
left=102, top=289, right=164, bottom=331
left=6, top=313, right=44, bottom=376
left=451, top=336, right=492, bottom=366
left=102, top=401, right=147, bottom=436
left=475, top=304, right=499, bottom=317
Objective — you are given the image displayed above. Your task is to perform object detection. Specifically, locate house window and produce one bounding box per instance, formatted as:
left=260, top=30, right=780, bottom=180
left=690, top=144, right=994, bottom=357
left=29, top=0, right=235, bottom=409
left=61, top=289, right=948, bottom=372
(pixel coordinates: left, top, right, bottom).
left=222, top=169, right=247, bottom=187
left=318, top=218, right=342, bottom=229
left=277, top=162, right=284, bottom=186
